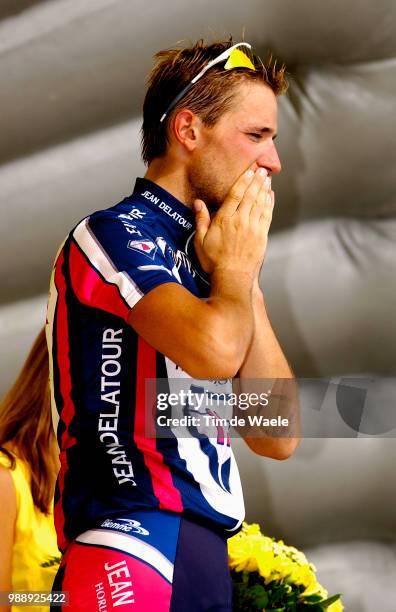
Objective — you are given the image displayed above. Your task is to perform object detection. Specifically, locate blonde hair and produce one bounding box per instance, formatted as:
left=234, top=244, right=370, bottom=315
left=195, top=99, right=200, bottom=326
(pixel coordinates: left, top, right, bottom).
left=0, top=328, right=58, bottom=514
left=141, top=38, right=288, bottom=164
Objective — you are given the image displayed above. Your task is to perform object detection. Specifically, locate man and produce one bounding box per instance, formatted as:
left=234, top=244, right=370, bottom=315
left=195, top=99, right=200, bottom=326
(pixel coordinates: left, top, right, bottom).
left=47, top=39, right=299, bottom=611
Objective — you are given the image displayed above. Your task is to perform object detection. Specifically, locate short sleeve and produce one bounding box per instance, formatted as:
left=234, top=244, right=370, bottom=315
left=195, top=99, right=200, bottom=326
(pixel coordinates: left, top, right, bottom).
left=66, top=213, right=181, bottom=321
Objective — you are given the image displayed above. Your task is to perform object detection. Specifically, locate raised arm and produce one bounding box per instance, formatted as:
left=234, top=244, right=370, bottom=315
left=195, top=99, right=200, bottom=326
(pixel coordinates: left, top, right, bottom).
left=128, top=168, right=268, bottom=379
left=234, top=278, right=300, bottom=459
left=231, top=184, right=300, bottom=459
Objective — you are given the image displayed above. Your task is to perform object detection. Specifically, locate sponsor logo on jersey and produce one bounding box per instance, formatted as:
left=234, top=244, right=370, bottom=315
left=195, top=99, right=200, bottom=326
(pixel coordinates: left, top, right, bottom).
left=137, top=237, right=182, bottom=282
left=119, top=210, right=145, bottom=236
left=124, top=224, right=142, bottom=236
left=101, top=518, right=150, bottom=536
left=141, top=189, right=193, bottom=230
left=119, top=208, right=146, bottom=221
left=127, top=239, right=157, bottom=259
left=98, top=328, right=136, bottom=486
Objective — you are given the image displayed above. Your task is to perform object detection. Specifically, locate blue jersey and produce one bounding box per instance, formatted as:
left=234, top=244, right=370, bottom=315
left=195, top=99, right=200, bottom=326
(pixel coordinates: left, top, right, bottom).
left=46, top=177, right=245, bottom=551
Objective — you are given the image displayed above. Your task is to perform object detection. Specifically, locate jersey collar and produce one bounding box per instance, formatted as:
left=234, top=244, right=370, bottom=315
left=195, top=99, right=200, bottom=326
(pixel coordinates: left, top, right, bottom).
left=132, top=177, right=195, bottom=244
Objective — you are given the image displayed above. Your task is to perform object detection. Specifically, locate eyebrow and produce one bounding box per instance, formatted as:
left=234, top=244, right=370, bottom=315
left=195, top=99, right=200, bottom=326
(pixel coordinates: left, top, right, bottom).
left=245, top=126, right=278, bottom=139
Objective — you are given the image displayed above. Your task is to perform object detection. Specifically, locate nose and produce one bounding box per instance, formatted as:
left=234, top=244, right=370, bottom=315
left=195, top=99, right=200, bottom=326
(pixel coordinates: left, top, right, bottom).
left=257, top=141, right=282, bottom=175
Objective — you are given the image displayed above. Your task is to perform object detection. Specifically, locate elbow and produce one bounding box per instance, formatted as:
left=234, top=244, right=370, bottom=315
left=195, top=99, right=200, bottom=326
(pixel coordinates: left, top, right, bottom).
left=177, top=312, right=249, bottom=379
left=182, top=334, right=243, bottom=380
left=246, top=436, right=300, bottom=460
left=269, top=437, right=300, bottom=460
left=184, top=306, right=251, bottom=379
left=183, top=352, right=240, bottom=380
left=200, top=333, right=244, bottom=379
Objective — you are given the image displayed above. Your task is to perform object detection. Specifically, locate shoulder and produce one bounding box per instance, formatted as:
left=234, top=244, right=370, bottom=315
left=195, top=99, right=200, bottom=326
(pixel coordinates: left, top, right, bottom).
left=69, top=200, right=160, bottom=255
left=77, top=198, right=156, bottom=236
left=0, top=450, right=31, bottom=495
left=70, top=201, right=171, bottom=269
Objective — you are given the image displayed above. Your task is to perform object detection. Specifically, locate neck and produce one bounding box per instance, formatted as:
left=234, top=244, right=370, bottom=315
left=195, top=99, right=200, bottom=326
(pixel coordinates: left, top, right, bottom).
left=144, top=157, right=194, bottom=209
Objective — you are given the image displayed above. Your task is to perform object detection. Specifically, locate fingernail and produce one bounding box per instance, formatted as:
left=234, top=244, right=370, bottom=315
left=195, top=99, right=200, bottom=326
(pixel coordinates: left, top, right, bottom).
left=246, top=169, right=254, bottom=178
left=265, top=176, right=271, bottom=188
left=258, top=168, right=267, bottom=177
left=194, top=201, right=202, bottom=212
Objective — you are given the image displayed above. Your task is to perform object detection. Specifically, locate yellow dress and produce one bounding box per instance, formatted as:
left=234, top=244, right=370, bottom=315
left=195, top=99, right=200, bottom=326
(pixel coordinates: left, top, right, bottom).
left=0, top=451, right=60, bottom=612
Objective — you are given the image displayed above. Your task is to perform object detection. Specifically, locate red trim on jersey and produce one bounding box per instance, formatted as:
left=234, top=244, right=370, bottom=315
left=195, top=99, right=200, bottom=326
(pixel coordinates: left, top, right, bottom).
left=135, top=337, right=183, bottom=512
left=69, top=240, right=130, bottom=321
left=53, top=250, right=77, bottom=551
left=55, top=459, right=68, bottom=552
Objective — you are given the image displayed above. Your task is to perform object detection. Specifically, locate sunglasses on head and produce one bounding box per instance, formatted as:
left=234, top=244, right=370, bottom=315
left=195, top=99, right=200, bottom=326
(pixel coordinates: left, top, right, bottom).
left=159, top=42, right=256, bottom=123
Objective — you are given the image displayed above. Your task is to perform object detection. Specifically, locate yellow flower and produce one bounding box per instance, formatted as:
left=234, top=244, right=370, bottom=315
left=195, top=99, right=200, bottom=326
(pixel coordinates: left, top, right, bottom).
left=292, top=564, right=318, bottom=590
left=256, top=550, right=277, bottom=580
left=228, top=526, right=264, bottom=572
left=269, top=555, right=295, bottom=582
left=227, top=522, right=343, bottom=612
left=241, top=522, right=262, bottom=537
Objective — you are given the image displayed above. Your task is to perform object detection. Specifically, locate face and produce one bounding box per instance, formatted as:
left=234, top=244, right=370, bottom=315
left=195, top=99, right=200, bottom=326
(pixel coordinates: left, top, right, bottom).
left=188, top=80, right=281, bottom=211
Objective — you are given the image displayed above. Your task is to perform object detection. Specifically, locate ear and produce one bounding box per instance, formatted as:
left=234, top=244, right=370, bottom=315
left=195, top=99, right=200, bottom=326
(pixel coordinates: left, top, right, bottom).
left=172, top=109, right=201, bottom=153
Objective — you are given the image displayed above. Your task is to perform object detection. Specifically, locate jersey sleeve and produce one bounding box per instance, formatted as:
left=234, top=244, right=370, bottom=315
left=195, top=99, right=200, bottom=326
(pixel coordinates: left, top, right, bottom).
left=67, top=213, right=181, bottom=321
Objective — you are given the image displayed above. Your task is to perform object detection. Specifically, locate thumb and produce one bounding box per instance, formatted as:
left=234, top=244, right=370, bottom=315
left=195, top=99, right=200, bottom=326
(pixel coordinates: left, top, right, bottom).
left=193, top=199, right=210, bottom=243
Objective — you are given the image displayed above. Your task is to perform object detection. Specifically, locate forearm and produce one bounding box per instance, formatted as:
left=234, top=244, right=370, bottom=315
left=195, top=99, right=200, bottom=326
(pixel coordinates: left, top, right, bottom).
left=235, top=279, right=300, bottom=458
left=238, top=280, right=293, bottom=379
left=204, top=268, right=255, bottom=373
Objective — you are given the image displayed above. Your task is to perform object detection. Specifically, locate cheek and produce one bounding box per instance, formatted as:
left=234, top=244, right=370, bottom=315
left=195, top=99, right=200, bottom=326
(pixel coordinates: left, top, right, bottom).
left=224, top=135, right=255, bottom=164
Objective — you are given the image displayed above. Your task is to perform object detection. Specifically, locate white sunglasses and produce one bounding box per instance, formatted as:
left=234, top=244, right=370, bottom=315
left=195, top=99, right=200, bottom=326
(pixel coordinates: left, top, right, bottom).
left=159, top=42, right=254, bottom=123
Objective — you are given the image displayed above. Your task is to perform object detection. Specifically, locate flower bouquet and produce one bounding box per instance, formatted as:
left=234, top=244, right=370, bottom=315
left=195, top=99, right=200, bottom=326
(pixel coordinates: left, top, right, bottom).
left=228, top=522, right=343, bottom=611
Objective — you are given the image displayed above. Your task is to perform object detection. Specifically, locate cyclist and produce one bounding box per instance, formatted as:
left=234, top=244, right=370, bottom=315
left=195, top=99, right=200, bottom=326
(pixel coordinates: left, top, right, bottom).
left=47, top=39, right=298, bottom=611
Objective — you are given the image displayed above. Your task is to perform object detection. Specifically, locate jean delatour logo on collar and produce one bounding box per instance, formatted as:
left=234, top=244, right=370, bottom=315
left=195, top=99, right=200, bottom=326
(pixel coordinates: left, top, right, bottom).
left=127, top=239, right=158, bottom=260
left=141, top=190, right=193, bottom=230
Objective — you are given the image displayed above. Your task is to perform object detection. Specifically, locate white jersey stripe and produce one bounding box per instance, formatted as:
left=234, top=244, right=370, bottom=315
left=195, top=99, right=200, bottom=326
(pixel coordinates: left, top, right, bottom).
left=76, top=529, right=174, bottom=583
left=225, top=457, right=245, bottom=531
left=73, top=218, right=143, bottom=309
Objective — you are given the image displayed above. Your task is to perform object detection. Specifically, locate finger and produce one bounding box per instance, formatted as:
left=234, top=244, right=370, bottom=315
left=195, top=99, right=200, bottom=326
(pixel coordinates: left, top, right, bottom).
left=259, top=190, right=275, bottom=228
left=194, top=199, right=211, bottom=245
left=236, top=168, right=268, bottom=218
left=250, top=175, right=271, bottom=222
left=267, top=189, right=275, bottom=212
left=217, top=168, right=256, bottom=218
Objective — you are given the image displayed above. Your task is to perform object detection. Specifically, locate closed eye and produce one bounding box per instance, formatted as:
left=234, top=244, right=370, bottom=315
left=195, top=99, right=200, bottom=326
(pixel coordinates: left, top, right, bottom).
left=246, top=129, right=278, bottom=141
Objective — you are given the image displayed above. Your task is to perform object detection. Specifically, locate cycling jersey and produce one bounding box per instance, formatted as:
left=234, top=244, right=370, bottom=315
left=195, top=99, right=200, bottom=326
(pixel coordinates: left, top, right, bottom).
left=46, top=177, right=245, bottom=552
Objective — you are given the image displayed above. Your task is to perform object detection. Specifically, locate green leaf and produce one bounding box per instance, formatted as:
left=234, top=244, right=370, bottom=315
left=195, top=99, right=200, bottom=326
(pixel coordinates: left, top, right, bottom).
left=319, top=594, right=342, bottom=608
left=303, top=594, right=323, bottom=603
left=249, top=584, right=269, bottom=608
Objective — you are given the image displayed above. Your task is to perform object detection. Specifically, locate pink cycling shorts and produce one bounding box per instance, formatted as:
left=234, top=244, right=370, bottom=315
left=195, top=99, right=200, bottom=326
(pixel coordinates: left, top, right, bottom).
left=51, top=509, right=233, bottom=611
